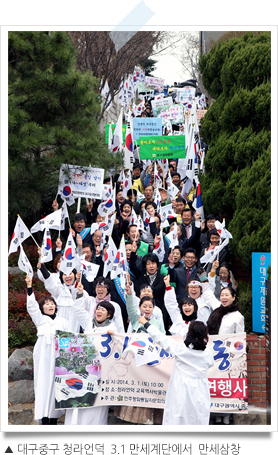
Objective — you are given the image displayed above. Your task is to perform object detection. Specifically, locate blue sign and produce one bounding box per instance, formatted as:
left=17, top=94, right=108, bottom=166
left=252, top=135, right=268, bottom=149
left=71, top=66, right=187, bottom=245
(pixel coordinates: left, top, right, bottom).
left=133, top=117, right=162, bottom=141
left=252, top=252, right=271, bottom=333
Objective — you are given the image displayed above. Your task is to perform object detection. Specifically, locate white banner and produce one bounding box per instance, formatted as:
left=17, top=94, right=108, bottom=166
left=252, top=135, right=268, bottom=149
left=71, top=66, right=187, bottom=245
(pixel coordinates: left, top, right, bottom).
left=58, top=164, right=104, bottom=200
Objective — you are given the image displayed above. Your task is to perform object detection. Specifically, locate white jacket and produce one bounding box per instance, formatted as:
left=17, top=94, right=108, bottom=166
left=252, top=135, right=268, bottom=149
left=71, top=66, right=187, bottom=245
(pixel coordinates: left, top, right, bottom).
left=27, top=292, right=70, bottom=421
left=202, top=282, right=245, bottom=334
left=147, top=324, right=214, bottom=425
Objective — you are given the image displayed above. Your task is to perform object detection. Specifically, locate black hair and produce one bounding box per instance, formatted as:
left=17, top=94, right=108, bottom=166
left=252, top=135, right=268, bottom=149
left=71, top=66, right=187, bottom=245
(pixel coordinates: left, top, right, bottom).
left=82, top=243, right=93, bottom=251
left=96, top=301, right=115, bottom=320
left=144, top=184, right=154, bottom=191
left=179, top=297, right=198, bottom=320
left=139, top=296, right=155, bottom=308
left=220, top=286, right=237, bottom=298
left=139, top=283, right=153, bottom=294
left=142, top=253, right=159, bottom=269
left=209, top=228, right=220, bottom=239
left=145, top=200, right=157, bottom=210
left=94, top=276, right=113, bottom=293
left=125, top=240, right=133, bottom=246
left=170, top=245, right=184, bottom=257
left=73, top=213, right=86, bottom=223
left=59, top=268, right=77, bottom=285
left=120, top=200, right=133, bottom=212
left=127, top=188, right=137, bottom=197
left=184, top=321, right=208, bottom=351
left=139, top=199, right=148, bottom=211
left=175, top=197, right=186, bottom=204
left=172, top=172, right=181, bottom=179
left=38, top=296, right=57, bottom=315
left=181, top=208, right=193, bottom=216
left=183, top=247, right=197, bottom=257
left=53, top=253, right=63, bottom=272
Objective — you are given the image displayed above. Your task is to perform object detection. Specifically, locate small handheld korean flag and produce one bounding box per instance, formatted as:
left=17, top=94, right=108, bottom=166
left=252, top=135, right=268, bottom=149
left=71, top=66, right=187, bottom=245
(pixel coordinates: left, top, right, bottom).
left=18, top=244, right=33, bottom=279
left=59, top=231, right=77, bottom=275
left=215, top=220, right=233, bottom=240
left=121, top=335, right=159, bottom=367
left=103, top=235, right=118, bottom=277
left=110, top=235, right=127, bottom=280
left=31, top=209, right=62, bottom=233
left=200, top=238, right=229, bottom=265
left=60, top=201, right=69, bottom=231
left=160, top=204, right=176, bottom=223
left=81, top=258, right=100, bottom=282
left=9, top=215, right=31, bottom=255
left=122, top=169, right=132, bottom=198
left=97, top=187, right=116, bottom=217
left=153, top=229, right=165, bottom=263
left=165, top=223, right=179, bottom=249
left=40, top=228, right=53, bottom=263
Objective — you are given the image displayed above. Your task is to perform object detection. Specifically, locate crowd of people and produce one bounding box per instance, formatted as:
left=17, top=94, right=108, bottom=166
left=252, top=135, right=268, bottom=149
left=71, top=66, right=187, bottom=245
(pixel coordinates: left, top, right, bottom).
left=25, top=149, right=245, bottom=427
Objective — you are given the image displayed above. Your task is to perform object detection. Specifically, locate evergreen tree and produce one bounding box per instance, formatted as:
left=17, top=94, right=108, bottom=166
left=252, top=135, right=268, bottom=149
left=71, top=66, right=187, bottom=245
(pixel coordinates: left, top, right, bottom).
left=198, top=32, right=271, bottom=271
left=8, top=31, right=122, bottom=229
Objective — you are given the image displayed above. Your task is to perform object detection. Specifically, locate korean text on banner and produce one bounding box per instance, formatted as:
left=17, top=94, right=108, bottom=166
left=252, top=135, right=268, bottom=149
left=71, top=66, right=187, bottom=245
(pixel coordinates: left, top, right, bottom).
left=252, top=252, right=271, bottom=333
left=133, top=118, right=162, bottom=140
left=58, top=164, right=104, bottom=200
left=55, top=331, right=247, bottom=413
left=139, top=135, right=186, bottom=160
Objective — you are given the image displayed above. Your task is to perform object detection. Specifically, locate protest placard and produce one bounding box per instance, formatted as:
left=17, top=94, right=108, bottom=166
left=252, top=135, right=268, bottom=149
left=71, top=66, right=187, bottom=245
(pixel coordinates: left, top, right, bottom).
left=55, top=331, right=248, bottom=413
left=139, top=135, right=186, bottom=160
left=156, top=104, right=185, bottom=125
left=133, top=118, right=162, bottom=140
left=58, top=164, right=104, bottom=200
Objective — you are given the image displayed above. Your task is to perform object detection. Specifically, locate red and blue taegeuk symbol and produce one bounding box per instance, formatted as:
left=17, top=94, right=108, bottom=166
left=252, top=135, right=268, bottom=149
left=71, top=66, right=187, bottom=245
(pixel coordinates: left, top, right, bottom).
left=65, top=248, right=74, bottom=260
left=63, top=186, right=71, bottom=197
left=65, top=378, right=83, bottom=390
left=45, top=238, right=52, bottom=250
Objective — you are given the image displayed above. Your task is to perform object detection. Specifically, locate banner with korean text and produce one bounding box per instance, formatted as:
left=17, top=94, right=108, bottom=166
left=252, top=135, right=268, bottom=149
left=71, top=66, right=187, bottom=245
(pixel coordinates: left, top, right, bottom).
left=58, top=164, right=104, bottom=200
left=133, top=118, right=162, bottom=140
left=55, top=331, right=247, bottom=414
left=139, top=135, right=186, bottom=160
left=156, top=104, right=184, bottom=125
left=251, top=252, right=271, bottom=333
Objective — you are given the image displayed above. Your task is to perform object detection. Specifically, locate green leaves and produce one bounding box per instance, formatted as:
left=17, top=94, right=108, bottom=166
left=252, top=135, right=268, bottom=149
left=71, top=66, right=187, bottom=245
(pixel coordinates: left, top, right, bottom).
left=9, top=32, right=122, bottom=227
left=200, top=32, right=271, bottom=271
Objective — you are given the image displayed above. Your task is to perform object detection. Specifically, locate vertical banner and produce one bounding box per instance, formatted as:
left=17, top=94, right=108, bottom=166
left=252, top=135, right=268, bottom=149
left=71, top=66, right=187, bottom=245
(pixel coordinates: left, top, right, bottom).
left=252, top=252, right=271, bottom=333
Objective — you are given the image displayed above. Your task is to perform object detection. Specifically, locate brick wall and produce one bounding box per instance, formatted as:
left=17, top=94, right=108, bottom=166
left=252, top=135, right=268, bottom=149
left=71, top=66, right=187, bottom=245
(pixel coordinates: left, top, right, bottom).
left=247, top=334, right=267, bottom=408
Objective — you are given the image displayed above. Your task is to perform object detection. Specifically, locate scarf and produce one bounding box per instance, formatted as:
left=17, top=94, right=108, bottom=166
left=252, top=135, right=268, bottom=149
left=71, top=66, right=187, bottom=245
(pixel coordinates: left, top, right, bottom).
left=146, top=271, right=157, bottom=286
left=207, top=302, right=240, bottom=335
left=95, top=293, right=111, bottom=304
left=182, top=311, right=198, bottom=324
left=92, top=317, right=111, bottom=328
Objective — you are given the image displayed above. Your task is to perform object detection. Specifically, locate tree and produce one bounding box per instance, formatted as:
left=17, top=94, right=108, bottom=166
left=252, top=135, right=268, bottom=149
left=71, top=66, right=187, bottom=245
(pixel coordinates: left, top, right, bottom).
left=67, top=31, right=167, bottom=119
left=175, top=31, right=201, bottom=81
left=198, top=32, right=271, bottom=271
left=8, top=31, right=122, bottom=230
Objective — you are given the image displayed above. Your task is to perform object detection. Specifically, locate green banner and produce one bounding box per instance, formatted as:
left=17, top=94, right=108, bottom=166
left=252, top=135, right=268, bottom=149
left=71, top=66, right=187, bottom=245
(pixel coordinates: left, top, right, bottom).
left=105, top=124, right=126, bottom=143
left=139, top=135, right=186, bottom=160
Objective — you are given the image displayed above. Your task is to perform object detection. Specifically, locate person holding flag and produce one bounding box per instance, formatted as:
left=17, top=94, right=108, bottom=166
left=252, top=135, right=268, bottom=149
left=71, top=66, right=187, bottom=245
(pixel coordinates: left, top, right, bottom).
left=138, top=316, right=214, bottom=425
left=113, top=281, right=165, bottom=426
left=25, top=274, right=70, bottom=425
left=64, top=280, right=116, bottom=426
left=37, top=232, right=91, bottom=333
